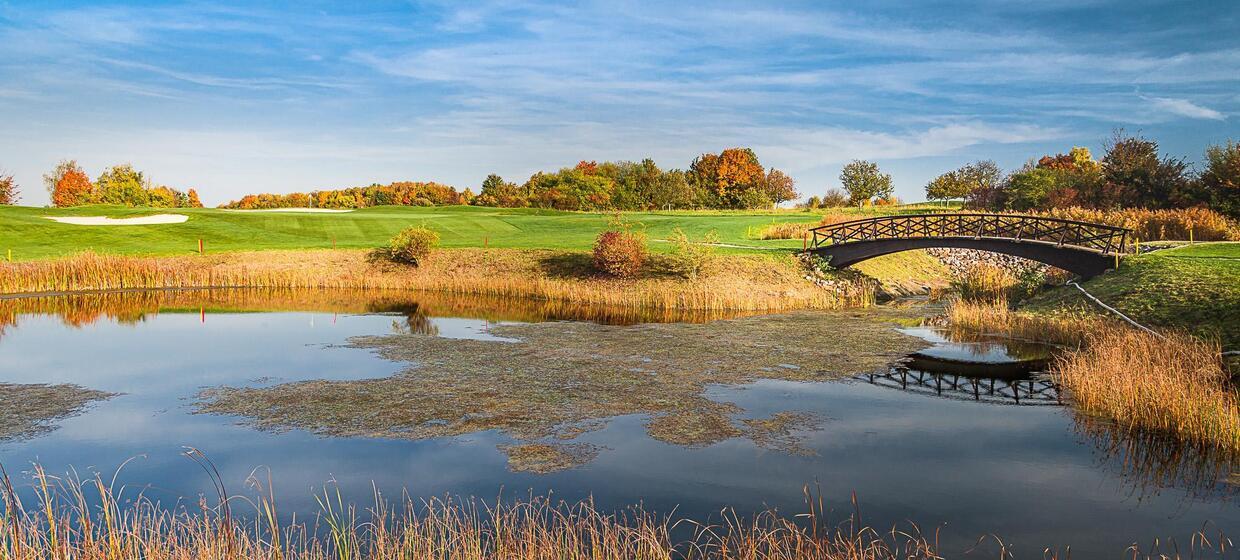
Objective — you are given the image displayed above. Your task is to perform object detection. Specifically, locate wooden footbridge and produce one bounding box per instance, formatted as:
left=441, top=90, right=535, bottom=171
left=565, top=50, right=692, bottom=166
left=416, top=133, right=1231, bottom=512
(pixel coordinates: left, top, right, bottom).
left=808, top=213, right=1130, bottom=278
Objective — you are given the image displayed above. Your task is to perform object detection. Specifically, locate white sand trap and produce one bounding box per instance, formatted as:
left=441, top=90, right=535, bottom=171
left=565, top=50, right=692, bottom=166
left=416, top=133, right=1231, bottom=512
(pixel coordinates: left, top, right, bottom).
left=46, top=214, right=189, bottom=226
left=223, top=208, right=355, bottom=213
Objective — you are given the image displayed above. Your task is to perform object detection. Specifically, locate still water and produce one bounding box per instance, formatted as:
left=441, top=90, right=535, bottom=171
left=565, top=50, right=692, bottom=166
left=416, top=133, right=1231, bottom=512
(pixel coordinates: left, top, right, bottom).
left=0, top=289, right=1235, bottom=557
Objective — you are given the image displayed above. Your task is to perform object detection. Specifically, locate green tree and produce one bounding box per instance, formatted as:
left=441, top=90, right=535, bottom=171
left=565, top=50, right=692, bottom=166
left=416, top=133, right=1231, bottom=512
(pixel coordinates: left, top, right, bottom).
left=839, top=160, right=892, bottom=205
left=95, top=164, right=151, bottom=206
left=929, top=161, right=1003, bottom=203
left=1201, top=140, right=1240, bottom=219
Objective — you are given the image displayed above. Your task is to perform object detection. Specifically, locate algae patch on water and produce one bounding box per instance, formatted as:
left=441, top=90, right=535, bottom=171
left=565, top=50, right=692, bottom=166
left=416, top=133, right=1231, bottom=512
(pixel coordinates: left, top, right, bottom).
left=0, top=383, right=114, bottom=442
left=196, top=310, right=926, bottom=472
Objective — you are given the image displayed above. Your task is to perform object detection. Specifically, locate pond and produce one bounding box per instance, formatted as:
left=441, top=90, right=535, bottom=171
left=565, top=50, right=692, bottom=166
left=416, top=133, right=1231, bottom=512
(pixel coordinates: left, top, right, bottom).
left=0, top=289, right=1235, bottom=557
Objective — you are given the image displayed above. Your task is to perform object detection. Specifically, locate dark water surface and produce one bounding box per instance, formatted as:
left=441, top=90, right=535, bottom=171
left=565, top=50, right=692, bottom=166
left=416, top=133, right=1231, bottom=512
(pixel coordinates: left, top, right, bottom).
left=0, top=289, right=1235, bottom=557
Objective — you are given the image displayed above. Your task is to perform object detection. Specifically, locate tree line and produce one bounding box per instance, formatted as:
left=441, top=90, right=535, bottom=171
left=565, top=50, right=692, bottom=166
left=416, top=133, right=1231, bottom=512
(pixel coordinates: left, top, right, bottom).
left=217, top=147, right=798, bottom=211
left=922, top=133, right=1240, bottom=219
left=38, top=160, right=203, bottom=208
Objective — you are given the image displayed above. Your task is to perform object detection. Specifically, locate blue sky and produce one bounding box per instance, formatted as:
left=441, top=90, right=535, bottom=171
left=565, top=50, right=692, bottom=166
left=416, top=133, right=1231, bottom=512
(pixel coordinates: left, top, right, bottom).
left=1, top=0, right=1238, bottom=206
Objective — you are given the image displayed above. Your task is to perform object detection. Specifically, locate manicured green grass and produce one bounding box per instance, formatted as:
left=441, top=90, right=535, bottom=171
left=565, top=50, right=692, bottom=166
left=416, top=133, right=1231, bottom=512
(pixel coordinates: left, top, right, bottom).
left=1026, top=242, right=1240, bottom=348
left=0, top=204, right=936, bottom=260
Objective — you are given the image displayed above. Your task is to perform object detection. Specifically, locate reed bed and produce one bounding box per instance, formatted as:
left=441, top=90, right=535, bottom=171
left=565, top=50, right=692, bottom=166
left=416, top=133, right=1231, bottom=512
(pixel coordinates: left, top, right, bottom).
left=0, top=249, right=871, bottom=312
left=948, top=264, right=1017, bottom=306
left=943, top=299, right=1109, bottom=347
left=1055, top=329, right=1240, bottom=455
left=757, top=212, right=853, bottom=240
left=1033, top=206, right=1239, bottom=242
left=947, top=300, right=1239, bottom=454
left=0, top=465, right=948, bottom=560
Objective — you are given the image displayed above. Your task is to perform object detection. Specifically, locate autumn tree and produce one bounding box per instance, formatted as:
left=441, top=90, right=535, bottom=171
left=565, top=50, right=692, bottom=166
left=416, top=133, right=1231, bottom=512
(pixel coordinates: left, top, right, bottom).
left=95, top=164, right=151, bottom=206
left=820, top=188, right=848, bottom=207
left=0, top=172, right=17, bottom=205
left=187, top=188, right=203, bottom=208
left=925, top=171, right=967, bottom=203
left=763, top=169, right=797, bottom=206
left=839, top=160, right=892, bottom=205
left=44, top=160, right=92, bottom=207
left=1101, top=132, right=1192, bottom=209
left=1201, top=140, right=1240, bottom=219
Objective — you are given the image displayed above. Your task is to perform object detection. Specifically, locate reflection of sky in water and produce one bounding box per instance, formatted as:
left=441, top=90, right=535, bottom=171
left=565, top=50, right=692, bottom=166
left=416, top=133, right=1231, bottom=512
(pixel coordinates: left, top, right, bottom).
left=900, top=326, right=1052, bottom=363
left=0, top=309, right=1235, bottom=558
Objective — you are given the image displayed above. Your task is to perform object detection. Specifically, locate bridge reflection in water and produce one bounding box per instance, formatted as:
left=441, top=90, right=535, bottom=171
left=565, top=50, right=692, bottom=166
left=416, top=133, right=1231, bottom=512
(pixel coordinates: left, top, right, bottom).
left=854, top=367, right=1063, bottom=406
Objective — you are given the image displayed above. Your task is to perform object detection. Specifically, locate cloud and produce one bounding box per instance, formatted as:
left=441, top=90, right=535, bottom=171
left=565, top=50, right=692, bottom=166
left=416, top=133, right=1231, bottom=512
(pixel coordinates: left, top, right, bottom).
left=1145, top=96, right=1226, bottom=120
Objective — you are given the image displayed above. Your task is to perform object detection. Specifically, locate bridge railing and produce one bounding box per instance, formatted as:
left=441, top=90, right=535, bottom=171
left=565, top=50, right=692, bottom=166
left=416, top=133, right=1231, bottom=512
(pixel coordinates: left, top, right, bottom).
left=809, top=213, right=1130, bottom=254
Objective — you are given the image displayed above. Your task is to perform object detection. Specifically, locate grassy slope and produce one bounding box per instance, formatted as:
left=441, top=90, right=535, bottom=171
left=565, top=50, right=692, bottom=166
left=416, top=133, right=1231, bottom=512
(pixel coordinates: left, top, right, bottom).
left=1025, top=242, right=1240, bottom=348
left=0, top=204, right=948, bottom=260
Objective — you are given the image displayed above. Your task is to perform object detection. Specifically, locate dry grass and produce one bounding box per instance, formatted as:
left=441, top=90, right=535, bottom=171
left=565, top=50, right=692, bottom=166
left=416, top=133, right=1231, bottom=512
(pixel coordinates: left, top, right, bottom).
left=943, top=299, right=1109, bottom=347
left=1031, top=207, right=1240, bottom=242
left=0, top=465, right=949, bottom=560
left=1055, top=329, right=1239, bottom=455
left=757, top=212, right=853, bottom=240
left=0, top=249, right=870, bottom=312
left=948, top=264, right=1017, bottom=305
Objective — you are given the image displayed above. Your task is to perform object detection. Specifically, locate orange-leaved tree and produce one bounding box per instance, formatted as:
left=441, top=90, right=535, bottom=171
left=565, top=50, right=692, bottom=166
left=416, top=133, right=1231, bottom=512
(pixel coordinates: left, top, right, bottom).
left=0, top=172, right=17, bottom=205
left=53, top=167, right=95, bottom=207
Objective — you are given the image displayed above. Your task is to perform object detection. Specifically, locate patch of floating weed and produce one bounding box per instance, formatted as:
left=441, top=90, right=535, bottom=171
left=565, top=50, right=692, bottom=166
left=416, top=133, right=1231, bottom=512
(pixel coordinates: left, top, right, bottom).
left=196, top=310, right=928, bottom=472
left=0, top=383, right=115, bottom=442
left=501, top=443, right=602, bottom=474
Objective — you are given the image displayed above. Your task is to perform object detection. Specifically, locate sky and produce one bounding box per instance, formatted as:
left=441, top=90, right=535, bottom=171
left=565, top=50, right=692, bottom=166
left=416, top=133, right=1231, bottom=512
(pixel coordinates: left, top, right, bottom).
left=1, top=0, right=1238, bottom=207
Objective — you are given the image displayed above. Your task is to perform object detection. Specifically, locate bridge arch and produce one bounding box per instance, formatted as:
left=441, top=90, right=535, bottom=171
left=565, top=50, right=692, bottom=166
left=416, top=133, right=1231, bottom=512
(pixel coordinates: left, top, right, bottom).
left=807, top=214, right=1130, bottom=279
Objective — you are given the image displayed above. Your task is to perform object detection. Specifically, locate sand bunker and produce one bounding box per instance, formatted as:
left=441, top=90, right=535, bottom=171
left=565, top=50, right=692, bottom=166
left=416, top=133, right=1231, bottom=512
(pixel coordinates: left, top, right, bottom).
left=223, top=208, right=354, bottom=213
left=46, top=214, right=189, bottom=226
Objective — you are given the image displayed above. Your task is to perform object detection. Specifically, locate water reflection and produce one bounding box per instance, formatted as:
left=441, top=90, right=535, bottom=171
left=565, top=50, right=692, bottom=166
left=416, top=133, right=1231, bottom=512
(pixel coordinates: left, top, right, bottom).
left=855, top=369, right=1064, bottom=406
left=1074, top=415, right=1239, bottom=503
left=0, top=287, right=757, bottom=338
left=0, top=291, right=1236, bottom=557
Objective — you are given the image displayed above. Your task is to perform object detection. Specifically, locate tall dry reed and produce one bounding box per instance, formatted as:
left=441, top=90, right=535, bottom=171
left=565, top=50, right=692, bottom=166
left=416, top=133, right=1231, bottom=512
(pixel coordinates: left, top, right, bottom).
left=758, top=213, right=853, bottom=240
left=948, top=264, right=1017, bottom=306
left=1055, top=329, right=1239, bottom=455
left=0, top=249, right=871, bottom=312
left=1031, top=207, right=1239, bottom=242
left=0, top=464, right=947, bottom=560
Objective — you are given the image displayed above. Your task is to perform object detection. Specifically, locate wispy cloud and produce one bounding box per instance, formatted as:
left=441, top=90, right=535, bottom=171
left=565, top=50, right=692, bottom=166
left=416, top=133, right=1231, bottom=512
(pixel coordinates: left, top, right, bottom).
left=1145, top=96, right=1226, bottom=120
left=0, top=0, right=1237, bottom=206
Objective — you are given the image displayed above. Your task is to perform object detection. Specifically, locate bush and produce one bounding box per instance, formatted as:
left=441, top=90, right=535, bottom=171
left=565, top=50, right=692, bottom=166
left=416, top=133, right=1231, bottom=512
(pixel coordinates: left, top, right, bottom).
left=388, top=226, right=440, bottom=266
left=592, top=230, right=647, bottom=278
left=666, top=228, right=718, bottom=278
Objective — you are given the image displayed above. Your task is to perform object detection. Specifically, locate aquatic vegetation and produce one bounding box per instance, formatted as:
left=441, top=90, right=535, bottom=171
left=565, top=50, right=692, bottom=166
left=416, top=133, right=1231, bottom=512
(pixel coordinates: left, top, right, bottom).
left=0, top=383, right=114, bottom=441
left=949, top=263, right=1018, bottom=305
left=0, top=249, right=867, bottom=312
left=0, top=464, right=961, bottom=560
left=943, top=299, right=1107, bottom=347
left=947, top=300, right=1239, bottom=455
left=1056, top=329, right=1239, bottom=456
left=196, top=310, right=927, bottom=472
